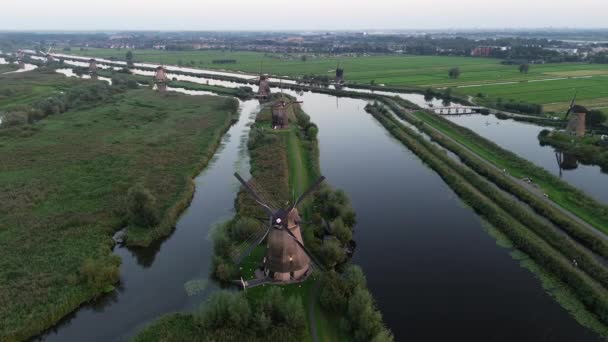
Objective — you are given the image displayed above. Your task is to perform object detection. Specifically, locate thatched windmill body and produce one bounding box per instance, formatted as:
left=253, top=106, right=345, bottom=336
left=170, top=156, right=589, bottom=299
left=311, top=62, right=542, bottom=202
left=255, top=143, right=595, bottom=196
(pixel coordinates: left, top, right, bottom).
left=88, top=59, right=98, bottom=75
left=250, top=62, right=271, bottom=100
left=564, top=91, right=588, bottom=137
left=234, top=173, right=325, bottom=282
left=271, top=83, right=302, bottom=129
left=154, top=65, right=169, bottom=92
left=16, top=50, right=25, bottom=62
left=335, top=62, right=345, bottom=84
left=38, top=47, right=54, bottom=64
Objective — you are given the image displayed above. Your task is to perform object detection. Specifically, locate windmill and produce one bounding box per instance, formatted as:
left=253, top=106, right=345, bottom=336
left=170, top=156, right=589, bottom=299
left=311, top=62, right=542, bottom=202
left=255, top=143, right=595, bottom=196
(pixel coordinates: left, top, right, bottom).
left=335, top=62, right=345, bottom=85
left=39, top=47, right=54, bottom=64
left=250, top=61, right=271, bottom=100
left=564, top=90, right=588, bottom=137
left=88, top=59, right=98, bottom=75
left=154, top=65, right=169, bottom=92
left=16, top=50, right=25, bottom=62
left=271, top=81, right=302, bottom=129
left=233, top=172, right=326, bottom=283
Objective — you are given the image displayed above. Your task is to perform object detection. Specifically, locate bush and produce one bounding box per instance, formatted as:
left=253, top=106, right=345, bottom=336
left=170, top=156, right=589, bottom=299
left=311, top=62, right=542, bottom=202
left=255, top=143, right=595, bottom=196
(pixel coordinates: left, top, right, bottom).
left=79, top=258, right=119, bottom=291
left=331, top=218, right=352, bottom=245
left=126, top=184, right=159, bottom=228
left=200, top=292, right=251, bottom=330
left=230, top=217, right=262, bottom=241
left=320, top=238, right=347, bottom=269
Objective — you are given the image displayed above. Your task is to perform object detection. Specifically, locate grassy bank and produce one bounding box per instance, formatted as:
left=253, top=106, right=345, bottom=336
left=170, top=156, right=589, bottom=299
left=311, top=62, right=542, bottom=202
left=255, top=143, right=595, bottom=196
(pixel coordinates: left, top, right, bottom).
left=0, top=72, right=238, bottom=341
left=539, top=130, right=608, bottom=173
left=390, top=98, right=608, bottom=234
left=366, top=104, right=608, bottom=337
left=134, top=97, right=392, bottom=341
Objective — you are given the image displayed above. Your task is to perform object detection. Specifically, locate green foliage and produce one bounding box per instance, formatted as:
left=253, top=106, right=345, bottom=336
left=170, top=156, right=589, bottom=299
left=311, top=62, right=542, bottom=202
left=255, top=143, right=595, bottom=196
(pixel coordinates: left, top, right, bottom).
left=587, top=110, right=607, bottom=127
left=0, top=80, right=236, bottom=339
left=79, top=257, right=120, bottom=292
left=448, top=67, right=461, bottom=79
left=319, top=266, right=393, bottom=342
left=199, top=292, right=251, bottom=330
left=127, top=184, right=159, bottom=228
left=320, top=238, right=347, bottom=270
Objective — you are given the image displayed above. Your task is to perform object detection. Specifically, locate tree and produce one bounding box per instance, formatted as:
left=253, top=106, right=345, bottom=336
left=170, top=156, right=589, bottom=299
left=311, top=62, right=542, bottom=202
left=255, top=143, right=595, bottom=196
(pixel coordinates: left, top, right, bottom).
left=519, top=63, right=530, bottom=74
left=448, top=67, right=461, bottom=79
left=301, top=55, right=307, bottom=62
left=587, top=110, right=607, bottom=128
left=126, top=184, right=158, bottom=227
left=126, top=51, right=134, bottom=67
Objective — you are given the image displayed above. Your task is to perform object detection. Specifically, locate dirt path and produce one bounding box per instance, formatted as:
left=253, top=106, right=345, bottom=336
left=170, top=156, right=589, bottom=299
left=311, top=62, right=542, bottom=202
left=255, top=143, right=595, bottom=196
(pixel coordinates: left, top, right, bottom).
left=308, top=279, right=321, bottom=342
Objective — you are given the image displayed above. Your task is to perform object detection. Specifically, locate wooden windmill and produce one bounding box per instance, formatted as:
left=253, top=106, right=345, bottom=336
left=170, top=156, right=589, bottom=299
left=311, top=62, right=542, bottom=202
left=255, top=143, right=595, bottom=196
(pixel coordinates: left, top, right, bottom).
left=271, top=81, right=302, bottom=129
left=154, top=65, right=169, bottom=92
left=39, top=47, right=54, bottom=64
left=88, top=59, right=98, bottom=75
left=233, top=173, right=326, bottom=283
left=564, top=91, right=587, bottom=137
left=250, top=62, right=271, bottom=100
left=335, top=62, right=345, bottom=84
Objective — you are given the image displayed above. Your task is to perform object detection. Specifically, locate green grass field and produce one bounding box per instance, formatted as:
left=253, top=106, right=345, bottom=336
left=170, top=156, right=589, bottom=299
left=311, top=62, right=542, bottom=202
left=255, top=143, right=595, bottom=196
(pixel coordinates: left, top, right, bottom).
left=70, top=48, right=608, bottom=113
left=0, top=74, right=237, bottom=341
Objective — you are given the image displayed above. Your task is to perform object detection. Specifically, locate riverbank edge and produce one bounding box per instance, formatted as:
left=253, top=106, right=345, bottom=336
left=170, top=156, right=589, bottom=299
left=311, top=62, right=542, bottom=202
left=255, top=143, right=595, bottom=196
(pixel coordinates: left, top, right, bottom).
left=539, top=130, right=608, bottom=173
left=123, top=101, right=240, bottom=247
left=366, top=104, right=608, bottom=337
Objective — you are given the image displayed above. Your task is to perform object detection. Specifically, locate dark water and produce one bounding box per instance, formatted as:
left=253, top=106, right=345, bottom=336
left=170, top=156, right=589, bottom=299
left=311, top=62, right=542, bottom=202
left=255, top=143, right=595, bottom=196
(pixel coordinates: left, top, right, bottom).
left=446, top=114, right=608, bottom=204
left=279, top=90, right=601, bottom=341
left=38, top=100, right=259, bottom=342
left=41, top=63, right=603, bottom=341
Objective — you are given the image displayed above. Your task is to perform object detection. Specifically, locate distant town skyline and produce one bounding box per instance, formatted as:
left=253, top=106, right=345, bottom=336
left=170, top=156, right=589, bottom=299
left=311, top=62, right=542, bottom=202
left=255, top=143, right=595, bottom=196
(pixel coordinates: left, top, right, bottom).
left=2, top=0, right=607, bottom=31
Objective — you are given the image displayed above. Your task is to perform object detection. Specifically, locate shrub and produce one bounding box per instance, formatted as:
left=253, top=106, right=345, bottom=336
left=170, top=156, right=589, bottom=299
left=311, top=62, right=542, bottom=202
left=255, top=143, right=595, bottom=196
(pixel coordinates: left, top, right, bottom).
left=79, top=258, right=120, bottom=291
left=126, top=184, right=159, bottom=228
left=320, top=238, right=347, bottom=269
left=230, top=217, right=262, bottom=242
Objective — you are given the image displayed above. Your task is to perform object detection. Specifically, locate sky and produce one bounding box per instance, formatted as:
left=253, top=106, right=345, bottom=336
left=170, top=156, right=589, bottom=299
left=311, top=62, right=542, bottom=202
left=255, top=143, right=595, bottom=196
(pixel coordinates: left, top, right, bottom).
left=1, top=0, right=607, bottom=31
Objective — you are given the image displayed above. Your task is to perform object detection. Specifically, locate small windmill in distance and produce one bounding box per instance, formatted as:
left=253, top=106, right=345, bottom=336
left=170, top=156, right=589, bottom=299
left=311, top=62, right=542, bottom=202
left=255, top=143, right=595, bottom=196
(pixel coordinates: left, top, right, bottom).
left=564, top=90, right=588, bottom=137
left=39, top=47, right=54, bottom=65
left=250, top=61, right=271, bottom=100
left=271, top=81, right=302, bottom=129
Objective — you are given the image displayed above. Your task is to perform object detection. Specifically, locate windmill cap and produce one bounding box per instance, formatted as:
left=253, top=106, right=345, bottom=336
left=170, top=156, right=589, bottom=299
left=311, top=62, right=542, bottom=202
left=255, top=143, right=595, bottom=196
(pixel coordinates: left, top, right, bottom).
left=572, top=105, right=588, bottom=113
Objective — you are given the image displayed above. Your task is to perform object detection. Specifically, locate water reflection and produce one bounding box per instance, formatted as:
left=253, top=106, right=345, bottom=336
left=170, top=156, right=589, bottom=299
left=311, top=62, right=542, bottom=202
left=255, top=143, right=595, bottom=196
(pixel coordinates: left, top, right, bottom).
left=447, top=114, right=608, bottom=203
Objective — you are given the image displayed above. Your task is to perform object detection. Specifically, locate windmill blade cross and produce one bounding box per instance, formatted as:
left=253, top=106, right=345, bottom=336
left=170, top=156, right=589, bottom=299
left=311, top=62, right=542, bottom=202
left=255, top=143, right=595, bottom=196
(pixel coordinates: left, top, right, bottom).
left=234, top=173, right=274, bottom=216
left=283, top=227, right=325, bottom=272
left=288, top=176, right=325, bottom=212
left=566, top=90, right=577, bottom=118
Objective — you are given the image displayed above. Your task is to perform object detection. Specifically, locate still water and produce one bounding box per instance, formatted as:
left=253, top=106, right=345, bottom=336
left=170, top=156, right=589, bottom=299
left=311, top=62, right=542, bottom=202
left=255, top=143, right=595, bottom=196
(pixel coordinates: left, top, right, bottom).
left=279, top=90, right=601, bottom=341
left=37, top=64, right=603, bottom=341
left=447, top=114, right=608, bottom=204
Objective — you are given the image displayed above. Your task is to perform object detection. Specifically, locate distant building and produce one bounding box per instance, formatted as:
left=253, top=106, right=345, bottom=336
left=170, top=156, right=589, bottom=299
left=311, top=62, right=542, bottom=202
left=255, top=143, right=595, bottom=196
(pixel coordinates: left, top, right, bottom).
left=471, top=46, right=493, bottom=57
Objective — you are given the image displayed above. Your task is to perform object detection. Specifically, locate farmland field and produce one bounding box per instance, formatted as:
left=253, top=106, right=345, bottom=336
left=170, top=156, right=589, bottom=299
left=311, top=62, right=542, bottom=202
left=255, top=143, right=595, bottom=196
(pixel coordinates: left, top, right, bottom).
left=0, top=73, right=238, bottom=341
left=68, top=48, right=608, bottom=112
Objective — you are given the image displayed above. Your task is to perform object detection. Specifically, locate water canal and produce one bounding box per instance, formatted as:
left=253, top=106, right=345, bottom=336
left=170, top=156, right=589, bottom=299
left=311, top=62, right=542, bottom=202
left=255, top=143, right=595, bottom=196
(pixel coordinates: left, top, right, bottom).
left=36, top=60, right=603, bottom=341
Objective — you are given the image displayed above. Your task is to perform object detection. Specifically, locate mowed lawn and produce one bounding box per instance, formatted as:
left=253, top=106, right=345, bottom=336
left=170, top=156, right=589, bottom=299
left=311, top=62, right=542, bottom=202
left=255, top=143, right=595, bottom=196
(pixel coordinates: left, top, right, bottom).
left=0, top=82, right=237, bottom=340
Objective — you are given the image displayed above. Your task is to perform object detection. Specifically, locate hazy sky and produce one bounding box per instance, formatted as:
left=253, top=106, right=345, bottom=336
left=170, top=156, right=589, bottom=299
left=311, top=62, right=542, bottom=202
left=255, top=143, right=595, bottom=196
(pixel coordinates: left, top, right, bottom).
left=1, top=0, right=607, bottom=31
